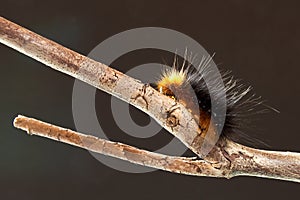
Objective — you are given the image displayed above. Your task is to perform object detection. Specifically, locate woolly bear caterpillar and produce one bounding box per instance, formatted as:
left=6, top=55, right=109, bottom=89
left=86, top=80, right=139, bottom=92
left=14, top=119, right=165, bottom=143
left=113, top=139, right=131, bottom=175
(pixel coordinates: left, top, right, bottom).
left=151, top=52, right=276, bottom=148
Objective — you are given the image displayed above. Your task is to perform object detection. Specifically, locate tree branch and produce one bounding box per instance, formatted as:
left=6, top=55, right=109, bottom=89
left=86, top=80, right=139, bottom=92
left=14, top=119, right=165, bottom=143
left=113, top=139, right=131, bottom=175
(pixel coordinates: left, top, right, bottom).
left=223, top=140, right=300, bottom=182
left=1, top=16, right=300, bottom=183
left=13, top=115, right=226, bottom=177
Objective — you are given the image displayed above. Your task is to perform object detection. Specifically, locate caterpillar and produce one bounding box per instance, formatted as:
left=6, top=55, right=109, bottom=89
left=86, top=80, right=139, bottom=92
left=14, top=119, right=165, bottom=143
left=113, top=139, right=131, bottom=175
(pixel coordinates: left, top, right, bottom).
left=151, top=52, right=273, bottom=147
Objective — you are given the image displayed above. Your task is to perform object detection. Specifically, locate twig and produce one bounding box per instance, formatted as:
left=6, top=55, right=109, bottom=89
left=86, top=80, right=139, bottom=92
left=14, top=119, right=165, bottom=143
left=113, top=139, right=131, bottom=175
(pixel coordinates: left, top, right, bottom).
left=223, top=140, right=300, bottom=182
left=1, top=16, right=300, bottom=183
left=13, top=115, right=225, bottom=177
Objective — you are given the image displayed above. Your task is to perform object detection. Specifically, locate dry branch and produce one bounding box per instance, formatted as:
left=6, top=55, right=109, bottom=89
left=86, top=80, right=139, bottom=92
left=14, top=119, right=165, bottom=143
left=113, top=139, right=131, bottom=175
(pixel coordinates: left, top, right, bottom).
left=13, top=115, right=224, bottom=177
left=1, top=16, right=300, bottom=183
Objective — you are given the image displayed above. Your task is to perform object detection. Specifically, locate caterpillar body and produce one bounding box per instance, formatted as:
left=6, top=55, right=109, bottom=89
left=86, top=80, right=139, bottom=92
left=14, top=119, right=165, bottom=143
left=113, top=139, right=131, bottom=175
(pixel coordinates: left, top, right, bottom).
left=151, top=53, right=271, bottom=147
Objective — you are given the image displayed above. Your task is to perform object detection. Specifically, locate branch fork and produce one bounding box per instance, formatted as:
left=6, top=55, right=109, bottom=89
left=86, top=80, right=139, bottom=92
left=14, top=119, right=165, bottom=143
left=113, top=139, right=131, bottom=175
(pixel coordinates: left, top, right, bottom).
left=1, top=16, right=299, bottom=183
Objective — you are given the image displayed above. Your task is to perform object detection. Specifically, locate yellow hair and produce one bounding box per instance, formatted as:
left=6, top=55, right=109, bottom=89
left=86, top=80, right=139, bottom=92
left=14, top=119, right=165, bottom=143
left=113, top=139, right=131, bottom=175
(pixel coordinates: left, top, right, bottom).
left=157, top=68, right=187, bottom=95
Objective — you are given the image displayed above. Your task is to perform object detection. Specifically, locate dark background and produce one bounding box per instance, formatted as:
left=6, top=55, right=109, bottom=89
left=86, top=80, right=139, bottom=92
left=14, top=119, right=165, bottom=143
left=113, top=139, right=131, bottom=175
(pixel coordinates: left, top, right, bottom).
left=1, top=0, right=299, bottom=199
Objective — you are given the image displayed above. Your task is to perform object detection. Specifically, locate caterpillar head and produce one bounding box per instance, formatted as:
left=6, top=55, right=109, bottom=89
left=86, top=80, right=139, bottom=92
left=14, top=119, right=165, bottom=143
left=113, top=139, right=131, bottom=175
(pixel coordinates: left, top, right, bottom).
left=156, top=67, right=187, bottom=99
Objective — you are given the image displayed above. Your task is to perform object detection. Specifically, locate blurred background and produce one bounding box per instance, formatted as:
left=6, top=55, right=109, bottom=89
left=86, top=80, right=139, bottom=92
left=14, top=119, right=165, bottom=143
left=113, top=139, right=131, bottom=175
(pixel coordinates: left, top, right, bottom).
left=0, top=0, right=299, bottom=199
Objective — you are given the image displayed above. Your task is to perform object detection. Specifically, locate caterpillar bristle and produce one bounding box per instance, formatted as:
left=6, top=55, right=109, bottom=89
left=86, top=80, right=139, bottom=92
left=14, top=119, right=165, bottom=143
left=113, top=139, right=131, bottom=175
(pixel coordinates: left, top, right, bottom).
left=152, top=52, right=273, bottom=147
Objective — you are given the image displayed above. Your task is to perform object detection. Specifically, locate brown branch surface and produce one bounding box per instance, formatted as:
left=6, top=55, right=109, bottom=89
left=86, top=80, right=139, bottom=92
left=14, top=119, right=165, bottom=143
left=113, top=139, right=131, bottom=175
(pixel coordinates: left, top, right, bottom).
left=1, top=16, right=300, bottom=183
left=13, top=115, right=224, bottom=178
left=223, top=140, right=300, bottom=182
